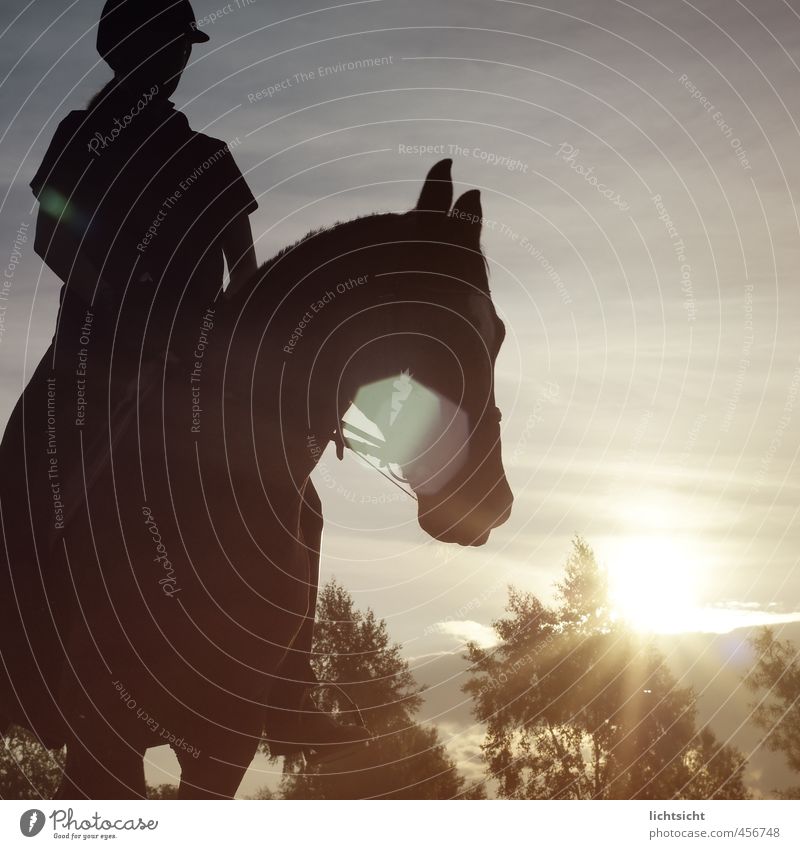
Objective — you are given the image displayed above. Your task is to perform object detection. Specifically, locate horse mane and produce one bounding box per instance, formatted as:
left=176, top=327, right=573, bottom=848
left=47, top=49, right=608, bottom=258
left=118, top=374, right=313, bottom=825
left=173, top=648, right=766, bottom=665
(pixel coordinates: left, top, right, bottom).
left=225, top=207, right=490, bottom=322
left=261, top=213, right=399, bottom=274
left=227, top=212, right=401, bottom=314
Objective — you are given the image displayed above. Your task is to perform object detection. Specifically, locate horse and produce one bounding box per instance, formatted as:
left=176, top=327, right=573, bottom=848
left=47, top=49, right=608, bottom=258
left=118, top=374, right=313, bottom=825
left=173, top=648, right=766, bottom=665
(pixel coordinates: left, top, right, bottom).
left=0, top=159, right=512, bottom=798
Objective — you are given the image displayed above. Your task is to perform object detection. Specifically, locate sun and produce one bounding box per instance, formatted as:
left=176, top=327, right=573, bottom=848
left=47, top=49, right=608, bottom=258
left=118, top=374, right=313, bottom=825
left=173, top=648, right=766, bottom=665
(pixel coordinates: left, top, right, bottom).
left=604, top=526, right=800, bottom=635
left=605, top=534, right=704, bottom=634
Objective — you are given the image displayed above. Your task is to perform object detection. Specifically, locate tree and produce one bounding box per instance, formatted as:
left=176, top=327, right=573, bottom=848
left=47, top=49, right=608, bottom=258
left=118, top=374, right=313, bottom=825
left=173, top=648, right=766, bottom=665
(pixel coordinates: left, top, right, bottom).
left=245, top=786, right=274, bottom=799
left=681, top=727, right=750, bottom=800
left=0, top=726, right=64, bottom=799
left=465, top=536, right=750, bottom=800
left=147, top=782, right=179, bottom=799
left=273, top=579, right=480, bottom=799
left=746, top=628, right=800, bottom=798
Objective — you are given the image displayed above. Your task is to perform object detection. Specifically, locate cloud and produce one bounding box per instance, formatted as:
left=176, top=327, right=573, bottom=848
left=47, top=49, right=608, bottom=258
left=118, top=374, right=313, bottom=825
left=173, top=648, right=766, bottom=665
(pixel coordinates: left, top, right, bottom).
left=434, top=620, right=500, bottom=649
left=694, top=605, right=800, bottom=635
left=435, top=721, right=490, bottom=789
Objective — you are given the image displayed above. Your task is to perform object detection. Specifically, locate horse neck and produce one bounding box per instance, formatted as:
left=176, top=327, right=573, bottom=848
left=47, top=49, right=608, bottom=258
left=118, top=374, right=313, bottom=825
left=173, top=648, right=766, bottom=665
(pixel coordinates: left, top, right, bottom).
left=274, top=283, right=403, bottom=464
left=220, top=220, right=407, bottom=483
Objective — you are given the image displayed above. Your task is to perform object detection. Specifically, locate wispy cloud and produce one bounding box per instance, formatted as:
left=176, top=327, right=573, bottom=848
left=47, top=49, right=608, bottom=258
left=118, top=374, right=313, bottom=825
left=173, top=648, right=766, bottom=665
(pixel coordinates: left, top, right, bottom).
left=434, top=620, right=500, bottom=649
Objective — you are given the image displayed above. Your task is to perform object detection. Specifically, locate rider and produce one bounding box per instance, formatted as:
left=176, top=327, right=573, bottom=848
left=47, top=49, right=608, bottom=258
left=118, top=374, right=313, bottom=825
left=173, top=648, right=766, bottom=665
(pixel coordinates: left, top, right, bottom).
left=9, top=0, right=365, bottom=763
left=31, top=0, right=258, bottom=372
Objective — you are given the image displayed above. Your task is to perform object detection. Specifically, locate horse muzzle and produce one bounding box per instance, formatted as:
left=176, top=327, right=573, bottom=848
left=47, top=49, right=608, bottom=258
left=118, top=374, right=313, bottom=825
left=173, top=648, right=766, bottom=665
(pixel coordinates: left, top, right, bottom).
left=417, top=477, right=513, bottom=547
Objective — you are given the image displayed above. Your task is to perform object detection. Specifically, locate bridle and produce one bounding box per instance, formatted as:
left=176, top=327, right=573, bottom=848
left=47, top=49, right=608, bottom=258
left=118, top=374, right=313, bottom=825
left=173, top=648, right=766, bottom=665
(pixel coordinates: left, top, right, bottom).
left=333, top=402, right=503, bottom=504
left=326, top=279, right=499, bottom=504
left=333, top=417, right=418, bottom=502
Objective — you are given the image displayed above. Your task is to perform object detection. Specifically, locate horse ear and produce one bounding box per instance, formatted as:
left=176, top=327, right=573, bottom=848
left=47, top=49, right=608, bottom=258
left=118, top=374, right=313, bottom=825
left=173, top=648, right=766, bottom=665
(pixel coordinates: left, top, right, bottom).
left=452, top=190, right=483, bottom=239
left=415, top=158, right=453, bottom=213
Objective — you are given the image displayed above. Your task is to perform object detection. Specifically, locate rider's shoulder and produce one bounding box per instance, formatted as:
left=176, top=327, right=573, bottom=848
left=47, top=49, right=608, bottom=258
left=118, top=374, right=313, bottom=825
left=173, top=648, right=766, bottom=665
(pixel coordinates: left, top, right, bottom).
left=189, top=129, right=241, bottom=161
left=50, top=110, right=91, bottom=141
left=61, top=109, right=87, bottom=124
left=46, top=108, right=116, bottom=145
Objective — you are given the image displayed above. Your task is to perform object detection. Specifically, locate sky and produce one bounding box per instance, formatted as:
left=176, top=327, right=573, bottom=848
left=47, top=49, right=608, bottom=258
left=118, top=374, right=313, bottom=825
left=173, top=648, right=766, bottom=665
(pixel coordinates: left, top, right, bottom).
left=1, top=0, right=800, bottom=795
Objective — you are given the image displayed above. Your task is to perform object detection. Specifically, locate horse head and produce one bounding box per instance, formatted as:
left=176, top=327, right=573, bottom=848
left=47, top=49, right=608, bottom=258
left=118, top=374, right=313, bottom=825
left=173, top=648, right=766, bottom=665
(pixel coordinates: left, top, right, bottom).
left=346, top=159, right=513, bottom=546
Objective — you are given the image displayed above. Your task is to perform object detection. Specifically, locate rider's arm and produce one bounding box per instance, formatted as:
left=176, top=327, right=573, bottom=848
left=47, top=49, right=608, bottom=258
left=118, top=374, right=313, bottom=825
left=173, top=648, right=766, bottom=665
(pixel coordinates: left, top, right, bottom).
left=222, top=212, right=258, bottom=300
left=33, top=206, right=111, bottom=309
left=30, top=112, right=116, bottom=311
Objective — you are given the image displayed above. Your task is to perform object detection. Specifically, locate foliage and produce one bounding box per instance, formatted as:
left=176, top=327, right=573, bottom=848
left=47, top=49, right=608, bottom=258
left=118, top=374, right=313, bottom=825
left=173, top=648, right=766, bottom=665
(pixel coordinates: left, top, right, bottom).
left=0, top=726, right=64, bottom=799
left=746, top=627, right=800, bottom=798
left=465, top=537, right=750, bottom=799
left=276, top=579, right=477, bottom=799
left=147, top=782, right=179, bottom=799
left=245, top=785, right=275, bottom=799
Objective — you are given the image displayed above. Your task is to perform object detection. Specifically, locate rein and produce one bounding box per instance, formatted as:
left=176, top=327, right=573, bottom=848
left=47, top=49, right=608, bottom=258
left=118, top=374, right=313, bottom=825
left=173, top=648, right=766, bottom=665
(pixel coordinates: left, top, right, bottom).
left=334, top=419, right=418, bottom=502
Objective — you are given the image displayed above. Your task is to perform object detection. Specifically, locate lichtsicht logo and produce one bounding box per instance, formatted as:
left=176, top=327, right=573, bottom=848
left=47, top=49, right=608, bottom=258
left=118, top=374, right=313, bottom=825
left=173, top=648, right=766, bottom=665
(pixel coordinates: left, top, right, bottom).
left=19, top=809, right=45, bottom=837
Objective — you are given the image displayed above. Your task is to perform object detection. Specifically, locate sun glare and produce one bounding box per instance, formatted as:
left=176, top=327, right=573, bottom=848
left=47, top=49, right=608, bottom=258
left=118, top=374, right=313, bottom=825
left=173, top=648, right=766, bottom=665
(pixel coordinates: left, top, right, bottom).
left=606, top=534, right=704, bottom=634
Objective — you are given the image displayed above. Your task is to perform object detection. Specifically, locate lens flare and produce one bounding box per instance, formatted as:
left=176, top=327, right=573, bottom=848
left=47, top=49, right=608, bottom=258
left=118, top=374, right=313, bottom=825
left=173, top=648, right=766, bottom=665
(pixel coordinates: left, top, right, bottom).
left=353, top=376, right=469, bottom=495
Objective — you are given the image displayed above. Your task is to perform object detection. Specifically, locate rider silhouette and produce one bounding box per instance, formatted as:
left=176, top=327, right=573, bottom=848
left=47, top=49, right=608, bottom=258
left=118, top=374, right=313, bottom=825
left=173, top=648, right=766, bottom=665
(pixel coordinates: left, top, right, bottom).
left=32, top=0, right=258, bottom=367
left=0, top=0, right=365, bottom=767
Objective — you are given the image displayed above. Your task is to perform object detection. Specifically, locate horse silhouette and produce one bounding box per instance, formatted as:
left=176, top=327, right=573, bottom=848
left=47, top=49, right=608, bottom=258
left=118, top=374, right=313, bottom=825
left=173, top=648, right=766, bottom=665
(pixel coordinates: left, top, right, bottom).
left=0, top=159, right=512, bottom=798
